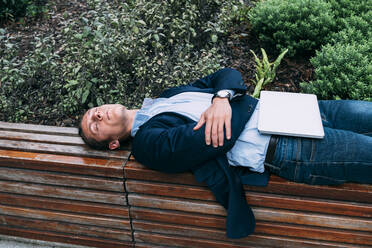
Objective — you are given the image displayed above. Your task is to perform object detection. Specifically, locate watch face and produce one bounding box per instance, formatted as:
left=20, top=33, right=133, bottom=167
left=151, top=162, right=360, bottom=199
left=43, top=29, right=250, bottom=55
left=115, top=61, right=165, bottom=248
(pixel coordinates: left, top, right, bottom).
left=217, top=91, right=230, bottom=98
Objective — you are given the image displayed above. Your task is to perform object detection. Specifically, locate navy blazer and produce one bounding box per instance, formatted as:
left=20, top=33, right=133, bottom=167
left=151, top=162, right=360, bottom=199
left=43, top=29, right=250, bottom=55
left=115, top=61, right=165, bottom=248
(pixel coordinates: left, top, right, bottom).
left=132, top=68, right=270, bottom=238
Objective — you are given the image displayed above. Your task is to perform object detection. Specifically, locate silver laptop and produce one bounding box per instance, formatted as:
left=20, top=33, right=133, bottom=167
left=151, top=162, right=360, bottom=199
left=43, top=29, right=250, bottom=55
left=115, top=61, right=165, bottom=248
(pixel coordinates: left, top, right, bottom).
left=258, top=91, right=324, bottom=139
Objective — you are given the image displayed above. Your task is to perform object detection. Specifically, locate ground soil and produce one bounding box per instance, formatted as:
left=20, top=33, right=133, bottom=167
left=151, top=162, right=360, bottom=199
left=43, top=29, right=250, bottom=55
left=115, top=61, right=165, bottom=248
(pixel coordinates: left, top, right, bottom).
left=2, top=0, right=314, bottom=126
left=224, top=23, right=314, bottom=95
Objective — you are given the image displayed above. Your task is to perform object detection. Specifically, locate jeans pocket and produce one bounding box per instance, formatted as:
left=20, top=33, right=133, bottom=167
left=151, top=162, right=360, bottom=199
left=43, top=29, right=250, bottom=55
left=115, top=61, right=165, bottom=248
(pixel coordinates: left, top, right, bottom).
left=308, top=174, right=346, bottom=185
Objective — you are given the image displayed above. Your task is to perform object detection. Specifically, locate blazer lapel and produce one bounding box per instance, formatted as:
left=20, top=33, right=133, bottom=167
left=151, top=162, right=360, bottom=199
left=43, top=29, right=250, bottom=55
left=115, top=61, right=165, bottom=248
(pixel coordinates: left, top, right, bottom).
left=159, top=85, right=214, bottom=98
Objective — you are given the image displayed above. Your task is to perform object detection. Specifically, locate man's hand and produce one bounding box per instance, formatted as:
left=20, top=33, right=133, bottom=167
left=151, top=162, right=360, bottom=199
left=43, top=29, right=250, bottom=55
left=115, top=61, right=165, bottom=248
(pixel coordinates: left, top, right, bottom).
left=193, top=97, right=232, bottom=147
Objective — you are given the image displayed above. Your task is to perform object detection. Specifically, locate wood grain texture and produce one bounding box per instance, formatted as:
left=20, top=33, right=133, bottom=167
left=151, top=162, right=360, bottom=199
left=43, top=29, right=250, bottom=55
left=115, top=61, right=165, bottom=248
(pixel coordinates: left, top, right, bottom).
left=246, top=179, right=372, bottom=204
left=0, top=121, right=78, bottom=135
left=128, top=194, right=372, bottom=232
left=0, top=193, right=129, bottom=218
left=0, top=226, right=133, bottom=248
left=131, top=207, right=225, bottom=229
left=0, top=205, right=130, bottom=229
left=128, top=193, right=223, bottom=215
left=0, top=215, right=132, bottom=242
left=132, top=220, right=372, bottom=245
left=0, top=181, right=126, bottom=205
left=0, top=167, right=124, bottom=192
left=0, top=139, right=129, bottom=160
left=135, top=243, right=172, bottom=248
left=0, top=130, right=85, bottom=145
left=125, top=161, right=372, bottom=203
left=126, top=180, right=372, bottom=218
left=124, top=161, right=198, bottom=185
left=134, top=231, right=360, bottom=248
left=0, top=150, right=124, bottom=178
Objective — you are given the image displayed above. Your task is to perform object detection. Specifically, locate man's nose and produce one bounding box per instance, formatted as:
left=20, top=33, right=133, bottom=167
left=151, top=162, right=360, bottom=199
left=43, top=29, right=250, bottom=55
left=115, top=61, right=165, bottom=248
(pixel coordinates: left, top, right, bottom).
left=94, top=110, right=103, bottom=121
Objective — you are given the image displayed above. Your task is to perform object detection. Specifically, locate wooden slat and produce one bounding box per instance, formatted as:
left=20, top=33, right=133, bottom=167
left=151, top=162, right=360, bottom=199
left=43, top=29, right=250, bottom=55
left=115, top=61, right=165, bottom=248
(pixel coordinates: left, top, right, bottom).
left=246, top=178, right=372, bottom=204
left=126, top=180, right=210, bottom=199
left=0, top=130, right=131, bottom=150
left=0, top=167, right=124, bottom=192
left=135, top=243, right=170, bottom=248
left=128, top=193, right=222, bottom=215
left=125, top=161, right=372, bottom=203
left=255, top=208, right=372, bottom=232
left=0, top=215, right=132, bottom=242
left=0, top=150, right=124, bottom=178
left=0, top=205, right=130, bottom=229
left=126, top=180, right=372, bottom=218
left=128, top=194, right=372, bottom=232
left=0, top=139, right=129, bottom=160
left=134, top=231, right=360, bottom=248
left=131, top=207, right=224, bottom=229
left=0, top=121, right=78, bottom=135
left=132, top=220, right=372, bottom=245
left=255, top=222, right=372, bottom=246
left=0, top=181, right=126, bottom=205
left=0, top=226, right=133, bottom=248
left=0, top=130, right=85, bottom=145
left=0, top=193, right=129, bottom=218
left=124, top=161, right=197, bottom=185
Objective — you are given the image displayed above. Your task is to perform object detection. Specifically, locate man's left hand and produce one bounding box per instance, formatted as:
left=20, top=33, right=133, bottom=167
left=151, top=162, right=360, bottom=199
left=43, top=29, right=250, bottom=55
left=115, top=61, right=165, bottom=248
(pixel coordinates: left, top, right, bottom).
left=193, top=97, right=232, bottom=147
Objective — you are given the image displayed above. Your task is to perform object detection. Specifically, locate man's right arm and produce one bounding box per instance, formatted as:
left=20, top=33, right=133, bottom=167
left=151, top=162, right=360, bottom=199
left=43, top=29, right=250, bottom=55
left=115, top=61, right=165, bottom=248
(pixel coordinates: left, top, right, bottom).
left=191, top=68, right=247, bottom=147
left=131, top=113, right=241, bottom=173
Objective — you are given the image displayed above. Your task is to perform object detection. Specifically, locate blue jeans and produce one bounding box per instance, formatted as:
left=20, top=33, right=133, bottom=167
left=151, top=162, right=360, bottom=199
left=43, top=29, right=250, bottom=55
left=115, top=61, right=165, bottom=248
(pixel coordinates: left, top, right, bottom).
left=266, top=100, right=372, bottom=185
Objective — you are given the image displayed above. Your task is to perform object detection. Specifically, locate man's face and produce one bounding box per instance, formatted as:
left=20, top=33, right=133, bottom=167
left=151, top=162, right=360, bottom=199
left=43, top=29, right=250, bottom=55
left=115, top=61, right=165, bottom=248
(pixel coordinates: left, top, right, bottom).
left=81, top=104, right=128, bottom=143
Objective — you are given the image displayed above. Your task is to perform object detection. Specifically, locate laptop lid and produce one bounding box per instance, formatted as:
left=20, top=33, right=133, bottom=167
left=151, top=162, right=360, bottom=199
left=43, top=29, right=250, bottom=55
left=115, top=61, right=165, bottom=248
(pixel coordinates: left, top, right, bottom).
left=258, top=91, right=324, bottom=139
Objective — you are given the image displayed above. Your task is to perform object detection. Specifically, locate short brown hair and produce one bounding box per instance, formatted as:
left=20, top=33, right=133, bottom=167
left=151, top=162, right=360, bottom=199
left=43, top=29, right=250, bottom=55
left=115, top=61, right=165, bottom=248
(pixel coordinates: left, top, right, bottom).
left=78, top=119, right=110, bottom=150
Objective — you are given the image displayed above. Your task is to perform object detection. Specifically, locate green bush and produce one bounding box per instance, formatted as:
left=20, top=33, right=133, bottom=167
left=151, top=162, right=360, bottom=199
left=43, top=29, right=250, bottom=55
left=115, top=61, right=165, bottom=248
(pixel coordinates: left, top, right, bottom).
left=327, top=0, right=372, bottom=20
left=0, top=32, right=65, bottom=123
left=301, top=42, right=372, bottom=100
left=249, top=0, right=336, bottom=57
left=0, top=0, right=241, bottom=125
left=328, top=11, right=372, bottom=46
left=0, top=0, right=47, bottom=23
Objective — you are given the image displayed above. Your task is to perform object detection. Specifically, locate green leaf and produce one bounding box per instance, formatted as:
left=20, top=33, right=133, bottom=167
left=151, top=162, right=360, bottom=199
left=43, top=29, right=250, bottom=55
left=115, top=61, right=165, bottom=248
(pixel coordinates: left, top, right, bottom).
left=64, top=80, right=79, bottom=88
left=211, top=34, right=218, bottom=43
left=154, top=34, right=159, bottom=41
left=137, top=20, right=146, bottom=26
left=73, top=65, right=82, bottom=74
left=81, top=89, right=90, bottom=104
left=74, top=33, right=83, bottom=39
left=97, top=97, right=104, bottom=106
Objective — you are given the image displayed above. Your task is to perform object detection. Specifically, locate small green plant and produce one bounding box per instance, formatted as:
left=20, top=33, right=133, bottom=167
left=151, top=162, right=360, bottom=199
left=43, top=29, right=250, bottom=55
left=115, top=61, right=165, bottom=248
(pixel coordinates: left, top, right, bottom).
left=250, top=48, right=288, bottom=98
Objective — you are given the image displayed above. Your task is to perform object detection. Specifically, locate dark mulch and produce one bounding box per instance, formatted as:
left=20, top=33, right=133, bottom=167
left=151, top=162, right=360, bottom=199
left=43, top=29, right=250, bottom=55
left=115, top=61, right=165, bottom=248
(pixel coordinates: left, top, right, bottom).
left=1, top=0, right=88, bottom=59
left=2, top=1, right=314, bottom=126
left=223, top=23, right=314, bottom=95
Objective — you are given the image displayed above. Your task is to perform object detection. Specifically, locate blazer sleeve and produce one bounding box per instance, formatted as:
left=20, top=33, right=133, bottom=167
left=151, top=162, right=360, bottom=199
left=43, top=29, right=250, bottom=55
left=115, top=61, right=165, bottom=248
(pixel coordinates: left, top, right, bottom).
left=131, top=112, right=241, bottom=173
left=190, top=68, right=247, bottom=95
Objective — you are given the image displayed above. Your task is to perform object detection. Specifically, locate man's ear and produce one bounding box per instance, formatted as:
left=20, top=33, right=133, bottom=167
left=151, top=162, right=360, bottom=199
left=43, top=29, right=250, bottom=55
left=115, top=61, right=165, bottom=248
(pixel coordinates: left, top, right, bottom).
left=109, top=140, right=120, bottom=150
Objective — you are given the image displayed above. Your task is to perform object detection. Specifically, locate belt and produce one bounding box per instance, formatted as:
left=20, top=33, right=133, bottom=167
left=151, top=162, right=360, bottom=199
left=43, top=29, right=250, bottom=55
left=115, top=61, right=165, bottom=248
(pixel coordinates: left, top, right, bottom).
left=265, top=135, right=279, bottom=164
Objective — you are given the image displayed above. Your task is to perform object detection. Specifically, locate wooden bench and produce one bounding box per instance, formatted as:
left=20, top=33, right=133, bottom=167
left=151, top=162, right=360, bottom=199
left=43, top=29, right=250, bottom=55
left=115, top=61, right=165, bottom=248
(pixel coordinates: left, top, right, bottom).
left=125, top=159, right=372, bottom=248
left=1, top=121, right=372, bottom=247
left=0, top=121, right=132, bottom=247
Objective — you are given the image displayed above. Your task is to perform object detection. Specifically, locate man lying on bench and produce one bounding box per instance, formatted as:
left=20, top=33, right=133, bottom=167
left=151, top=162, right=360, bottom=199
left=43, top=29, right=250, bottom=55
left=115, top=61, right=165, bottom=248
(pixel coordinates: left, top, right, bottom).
left=79, top=68, right=372, bottom=239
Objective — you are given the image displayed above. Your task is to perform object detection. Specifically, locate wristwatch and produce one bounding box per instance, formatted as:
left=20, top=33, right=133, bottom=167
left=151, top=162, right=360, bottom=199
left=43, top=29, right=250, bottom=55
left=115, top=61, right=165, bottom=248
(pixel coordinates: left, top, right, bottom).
left=212, top=90, right=232, bottom=102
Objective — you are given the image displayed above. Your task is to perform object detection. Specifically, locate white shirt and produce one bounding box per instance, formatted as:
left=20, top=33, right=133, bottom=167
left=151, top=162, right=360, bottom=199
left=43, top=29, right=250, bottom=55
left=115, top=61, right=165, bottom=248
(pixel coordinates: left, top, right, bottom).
left=131, top=92, right=271, bottom=172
